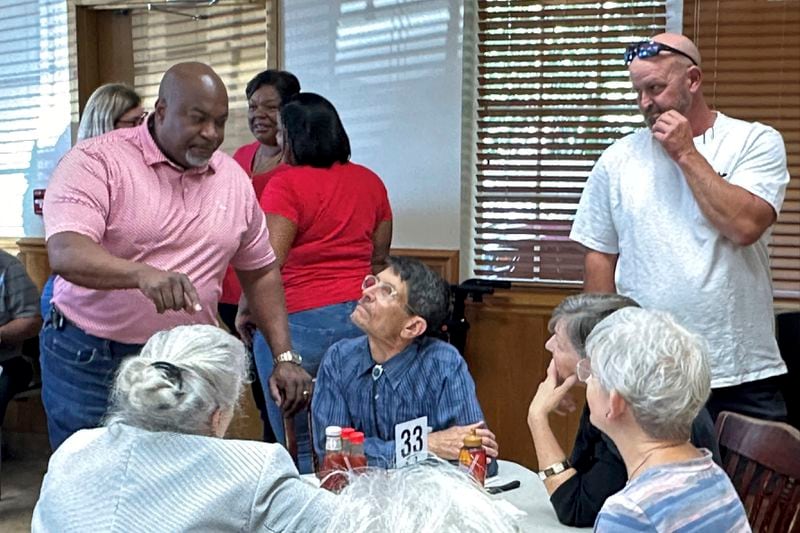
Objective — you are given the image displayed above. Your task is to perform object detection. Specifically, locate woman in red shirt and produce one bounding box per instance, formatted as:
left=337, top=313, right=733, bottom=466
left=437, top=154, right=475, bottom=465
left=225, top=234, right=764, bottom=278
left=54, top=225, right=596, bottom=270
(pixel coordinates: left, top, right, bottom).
left=219, top=70, right=301, bottom=443
left=246, top=93, right=392, bottom=473
left=220, top=70, right=301, bottom=325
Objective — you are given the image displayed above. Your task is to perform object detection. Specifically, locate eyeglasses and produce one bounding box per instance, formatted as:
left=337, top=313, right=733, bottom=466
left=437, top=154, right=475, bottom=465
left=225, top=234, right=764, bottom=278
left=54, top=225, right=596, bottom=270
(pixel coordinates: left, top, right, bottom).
left=362, top=275, right=419, bottom=317
left=576, top=358, right=593, bottom=383
left=116, top=111, right=148, bottom=127
left=624, top=41, right=698, bottom=66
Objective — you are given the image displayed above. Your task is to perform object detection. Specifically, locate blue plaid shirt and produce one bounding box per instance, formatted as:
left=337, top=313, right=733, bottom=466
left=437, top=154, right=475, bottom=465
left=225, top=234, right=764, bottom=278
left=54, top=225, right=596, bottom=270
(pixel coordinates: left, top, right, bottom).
left=312, top=335, right=487, bottom=467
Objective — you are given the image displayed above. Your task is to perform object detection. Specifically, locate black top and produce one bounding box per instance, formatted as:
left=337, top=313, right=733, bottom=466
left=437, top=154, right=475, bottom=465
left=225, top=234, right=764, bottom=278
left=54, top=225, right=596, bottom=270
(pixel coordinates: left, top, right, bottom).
left=548, top=404, right=720, bottom=527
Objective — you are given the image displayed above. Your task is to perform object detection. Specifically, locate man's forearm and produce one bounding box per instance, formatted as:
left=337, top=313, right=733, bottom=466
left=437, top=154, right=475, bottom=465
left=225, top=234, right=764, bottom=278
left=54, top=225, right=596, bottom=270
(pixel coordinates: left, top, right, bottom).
left=48, top=232, right=147, bottom=290
left=677, top=151, right=776, bottom=245
left=238, top=264, right=292, bottom=355
left=0, top=316, right=43, bottom=345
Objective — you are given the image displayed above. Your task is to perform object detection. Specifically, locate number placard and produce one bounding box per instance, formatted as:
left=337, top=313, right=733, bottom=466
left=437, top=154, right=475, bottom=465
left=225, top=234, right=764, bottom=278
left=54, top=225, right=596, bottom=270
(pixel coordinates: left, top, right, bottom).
left=394, top=416, right=428, bottom=468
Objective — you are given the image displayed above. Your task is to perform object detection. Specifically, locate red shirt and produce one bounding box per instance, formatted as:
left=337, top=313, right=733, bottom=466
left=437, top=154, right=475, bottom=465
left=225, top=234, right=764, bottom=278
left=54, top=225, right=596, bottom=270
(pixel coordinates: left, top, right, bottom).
left=220, top=142, right=283, bottom=305
left=262, top=162, right=392, bottom=314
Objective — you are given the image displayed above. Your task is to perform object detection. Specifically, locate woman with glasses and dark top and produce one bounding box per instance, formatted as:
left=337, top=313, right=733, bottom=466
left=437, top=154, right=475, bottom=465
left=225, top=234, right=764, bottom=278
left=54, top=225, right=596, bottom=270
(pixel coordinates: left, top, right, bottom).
left=239, top=92, right=392, bottom=473
left=526, top=293, right=719, bottom=527
left=586, top=308, right=748, bottom=531
left=32, top=325, right=334, bottom=532
left=218, top=70, right=301, bottom=442
left=40, top=83, right=144, bottom=319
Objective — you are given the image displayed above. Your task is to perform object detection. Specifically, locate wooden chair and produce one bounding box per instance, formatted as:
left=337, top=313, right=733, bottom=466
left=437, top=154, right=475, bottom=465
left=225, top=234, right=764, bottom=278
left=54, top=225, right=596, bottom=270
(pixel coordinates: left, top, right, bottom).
left=715, top=411, right=800, bottom=532
left=283, top=391, right=319, bottom=474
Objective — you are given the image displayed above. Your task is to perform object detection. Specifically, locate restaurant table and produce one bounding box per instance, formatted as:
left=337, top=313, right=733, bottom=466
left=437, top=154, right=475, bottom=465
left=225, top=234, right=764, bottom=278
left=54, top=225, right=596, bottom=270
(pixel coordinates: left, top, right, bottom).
left=301, top=459, right=589, bottom=531
left=490, top=459, right=591, bottom=532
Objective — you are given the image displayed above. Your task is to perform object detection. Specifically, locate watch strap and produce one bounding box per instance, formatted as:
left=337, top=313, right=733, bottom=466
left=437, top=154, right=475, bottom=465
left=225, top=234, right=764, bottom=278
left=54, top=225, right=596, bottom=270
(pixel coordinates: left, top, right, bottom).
left=274, top=350, right=302, bottom=365
left=537, top=460, right=570, bottom=481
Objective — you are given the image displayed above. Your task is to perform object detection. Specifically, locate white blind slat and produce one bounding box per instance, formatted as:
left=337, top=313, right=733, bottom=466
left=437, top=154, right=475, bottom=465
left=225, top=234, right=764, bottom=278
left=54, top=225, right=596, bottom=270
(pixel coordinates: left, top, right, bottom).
left=473, top=1, right=666, bottom=282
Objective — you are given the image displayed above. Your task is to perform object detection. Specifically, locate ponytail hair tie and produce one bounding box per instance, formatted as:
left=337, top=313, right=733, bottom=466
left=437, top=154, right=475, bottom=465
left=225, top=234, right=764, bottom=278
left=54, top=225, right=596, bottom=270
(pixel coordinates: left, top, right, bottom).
left=151, top=361, right=184, bottom=390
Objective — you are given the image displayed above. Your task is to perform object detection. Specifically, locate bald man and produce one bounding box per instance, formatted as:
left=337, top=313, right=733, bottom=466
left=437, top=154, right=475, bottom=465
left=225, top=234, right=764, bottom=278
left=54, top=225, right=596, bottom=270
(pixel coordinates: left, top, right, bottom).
left=571, top=34, right=790, bottom=421
left=42, top=63, right=311, bottom=450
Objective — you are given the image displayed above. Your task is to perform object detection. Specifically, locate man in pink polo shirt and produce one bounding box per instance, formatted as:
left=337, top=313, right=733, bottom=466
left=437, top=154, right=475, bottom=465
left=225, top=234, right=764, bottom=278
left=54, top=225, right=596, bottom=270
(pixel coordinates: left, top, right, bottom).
left=41, top=62, right=311, bottom=450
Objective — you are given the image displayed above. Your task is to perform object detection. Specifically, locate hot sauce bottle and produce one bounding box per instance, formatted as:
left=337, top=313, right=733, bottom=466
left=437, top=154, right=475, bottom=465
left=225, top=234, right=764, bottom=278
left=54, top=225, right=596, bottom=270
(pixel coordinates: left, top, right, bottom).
left=458, top=429, right=487, bottom=486
left=341, top=427, right=355, bottom=456
left=347, top=431, right=368, bottom=471
left=320, top=426, right=348, bottom=492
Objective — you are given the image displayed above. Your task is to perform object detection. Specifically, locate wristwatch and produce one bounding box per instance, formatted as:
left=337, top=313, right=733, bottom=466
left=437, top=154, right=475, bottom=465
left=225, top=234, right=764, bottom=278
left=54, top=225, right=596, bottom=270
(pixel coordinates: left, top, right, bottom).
left=537, top=460, right=570, bottom=481
left=274, top=350, right=302, bottom=365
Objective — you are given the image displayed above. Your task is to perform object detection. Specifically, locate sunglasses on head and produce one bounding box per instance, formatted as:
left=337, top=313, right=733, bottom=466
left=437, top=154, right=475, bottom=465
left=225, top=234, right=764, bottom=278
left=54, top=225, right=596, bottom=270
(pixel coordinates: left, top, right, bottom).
left=624, top=41, right=698, bottom=66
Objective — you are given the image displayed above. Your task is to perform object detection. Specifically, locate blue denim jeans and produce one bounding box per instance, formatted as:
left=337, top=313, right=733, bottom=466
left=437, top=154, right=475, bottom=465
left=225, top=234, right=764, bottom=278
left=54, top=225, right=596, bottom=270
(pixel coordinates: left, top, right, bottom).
left=253, top=300, right=361, bottom=473
left=40, top=309, right=143, bottom=450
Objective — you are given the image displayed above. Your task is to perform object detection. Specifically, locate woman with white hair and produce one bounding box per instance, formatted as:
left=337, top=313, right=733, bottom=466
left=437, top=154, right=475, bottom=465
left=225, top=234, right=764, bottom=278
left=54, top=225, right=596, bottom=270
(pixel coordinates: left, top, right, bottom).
left=584, top=308, right=749, bottom=531
left=527, top=293, right=719, bottom=527
left=325, top=460, right=520, bottom=533
left=32, top=325, right=334, bottom=532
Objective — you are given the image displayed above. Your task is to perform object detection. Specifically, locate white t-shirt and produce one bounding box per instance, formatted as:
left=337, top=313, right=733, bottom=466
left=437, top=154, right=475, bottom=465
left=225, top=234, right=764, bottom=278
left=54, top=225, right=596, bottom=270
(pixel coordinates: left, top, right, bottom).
left=571, top=112, right=789, bottom=388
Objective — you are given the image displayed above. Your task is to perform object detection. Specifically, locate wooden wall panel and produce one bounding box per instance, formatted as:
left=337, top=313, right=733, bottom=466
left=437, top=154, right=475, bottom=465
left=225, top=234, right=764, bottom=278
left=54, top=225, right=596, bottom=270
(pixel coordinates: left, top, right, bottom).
left=463, top=285, right=583, bottom=471
left=76, top=7, right=135, bottom=114
left=391, top=248, right=460, bottom=283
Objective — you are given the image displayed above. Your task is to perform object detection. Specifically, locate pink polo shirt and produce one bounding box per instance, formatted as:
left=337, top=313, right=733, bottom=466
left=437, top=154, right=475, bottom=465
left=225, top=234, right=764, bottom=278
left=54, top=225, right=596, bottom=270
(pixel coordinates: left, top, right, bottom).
left=43, top=122, right=276, bottom=344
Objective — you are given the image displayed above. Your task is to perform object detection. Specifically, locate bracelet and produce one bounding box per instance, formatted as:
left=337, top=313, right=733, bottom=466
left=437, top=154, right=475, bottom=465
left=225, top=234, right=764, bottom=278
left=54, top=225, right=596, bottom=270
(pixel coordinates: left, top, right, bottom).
left=537, top=460, right=570, bottom=481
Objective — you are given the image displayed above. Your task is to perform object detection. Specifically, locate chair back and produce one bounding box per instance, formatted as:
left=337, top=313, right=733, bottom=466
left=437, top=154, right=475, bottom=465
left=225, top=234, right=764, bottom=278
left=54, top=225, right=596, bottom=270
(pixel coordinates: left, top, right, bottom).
left=715, top=411, right=800, bottom=532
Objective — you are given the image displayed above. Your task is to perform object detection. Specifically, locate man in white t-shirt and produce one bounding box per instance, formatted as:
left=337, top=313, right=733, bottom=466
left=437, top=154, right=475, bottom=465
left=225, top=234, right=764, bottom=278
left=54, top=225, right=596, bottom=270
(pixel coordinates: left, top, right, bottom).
left=570, top=33, right=790, bottom=421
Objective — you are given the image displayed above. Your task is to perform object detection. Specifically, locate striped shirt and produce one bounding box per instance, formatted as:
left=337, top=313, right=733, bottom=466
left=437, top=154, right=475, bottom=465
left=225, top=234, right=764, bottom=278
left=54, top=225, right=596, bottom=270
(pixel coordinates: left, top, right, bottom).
left=594, top=449, right=751, bottom=532
left=312, top=336, right=486, bottom=467
left=43, top=120, right=275, bottom=344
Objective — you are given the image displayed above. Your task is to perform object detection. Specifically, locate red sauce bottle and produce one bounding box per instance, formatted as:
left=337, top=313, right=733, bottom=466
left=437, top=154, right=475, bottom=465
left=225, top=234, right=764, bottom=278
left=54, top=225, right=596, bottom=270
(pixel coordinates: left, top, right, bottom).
left=341, top=427, right=355, bottom=456
left=347, top=431, right=368, bottom=471
left=458, top=429, right=487, bottom=486
left=320, top=426, right=348, bottom=492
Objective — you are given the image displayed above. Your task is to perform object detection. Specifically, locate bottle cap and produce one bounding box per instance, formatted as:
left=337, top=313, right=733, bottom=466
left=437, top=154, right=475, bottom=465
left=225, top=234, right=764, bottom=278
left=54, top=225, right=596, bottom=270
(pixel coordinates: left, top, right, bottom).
left=463, top=429, right=482, bottom=447
left=325, top=426, right=342, bottom=437
left=341, top=427, right=355, bottom=441
left=349, top=431, right=365, bottom=445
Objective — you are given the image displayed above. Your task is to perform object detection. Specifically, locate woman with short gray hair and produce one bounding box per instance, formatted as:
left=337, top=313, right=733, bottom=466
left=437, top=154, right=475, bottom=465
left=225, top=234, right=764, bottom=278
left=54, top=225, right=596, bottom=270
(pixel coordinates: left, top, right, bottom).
left=32, top=325, right=334, bottom=532
left=526, top=293, right=718, bottom=527
left=586, top=308, right=748, bottom=531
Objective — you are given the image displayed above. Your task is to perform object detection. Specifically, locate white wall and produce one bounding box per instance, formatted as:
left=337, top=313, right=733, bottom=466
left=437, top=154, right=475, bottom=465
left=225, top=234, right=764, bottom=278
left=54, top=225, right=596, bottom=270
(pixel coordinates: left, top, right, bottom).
left=282, top=0, right=464, bottom=249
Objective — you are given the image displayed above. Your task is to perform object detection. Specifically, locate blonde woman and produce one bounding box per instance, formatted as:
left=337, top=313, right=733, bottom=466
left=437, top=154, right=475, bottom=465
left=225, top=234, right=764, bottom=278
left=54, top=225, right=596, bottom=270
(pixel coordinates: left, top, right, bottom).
left=77, top=83, right=144, bottom=141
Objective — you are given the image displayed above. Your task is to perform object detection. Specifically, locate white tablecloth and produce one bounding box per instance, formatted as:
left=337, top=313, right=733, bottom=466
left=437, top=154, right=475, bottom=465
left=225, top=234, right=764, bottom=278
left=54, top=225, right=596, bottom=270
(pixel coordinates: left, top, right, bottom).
left=490, top=460, right=590, bottom=532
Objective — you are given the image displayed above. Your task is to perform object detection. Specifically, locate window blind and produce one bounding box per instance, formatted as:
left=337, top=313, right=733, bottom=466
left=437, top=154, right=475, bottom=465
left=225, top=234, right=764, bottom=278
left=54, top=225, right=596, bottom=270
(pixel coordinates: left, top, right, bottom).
left=684, top=0, right=800, bottom=302
left=472, top=0, right=667, bottom=282
left=130, top=1, right=274, bottom=153
left=0, top=0, right=69, bottom=237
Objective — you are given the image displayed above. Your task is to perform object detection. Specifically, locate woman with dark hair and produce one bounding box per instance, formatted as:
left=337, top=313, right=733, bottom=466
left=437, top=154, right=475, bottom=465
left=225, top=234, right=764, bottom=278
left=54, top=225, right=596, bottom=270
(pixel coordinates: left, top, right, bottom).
left=219, top=71, right=301, bottom=442
left=233, top=70, right=302, bottom=200
left=240, top=92, right=392, bottom=473
left=220, top=70, right=301, bottom=323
